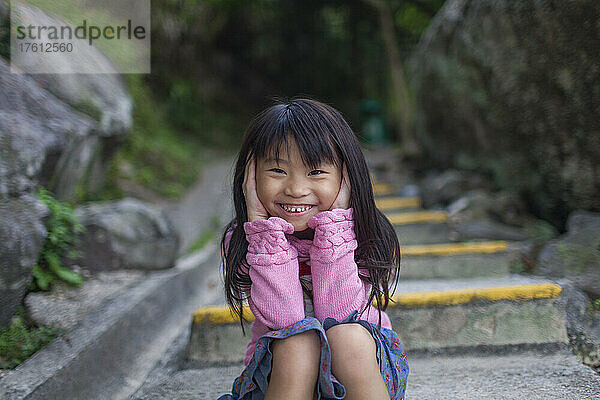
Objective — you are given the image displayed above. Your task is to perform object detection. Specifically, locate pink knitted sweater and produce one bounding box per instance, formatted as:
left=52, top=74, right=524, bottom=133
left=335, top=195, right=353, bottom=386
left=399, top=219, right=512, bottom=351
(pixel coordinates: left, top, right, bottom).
left=226, top=208, right=392, bottom=366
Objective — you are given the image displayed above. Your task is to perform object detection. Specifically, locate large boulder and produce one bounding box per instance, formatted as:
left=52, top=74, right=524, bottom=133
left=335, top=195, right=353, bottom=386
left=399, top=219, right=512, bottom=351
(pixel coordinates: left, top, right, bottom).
left=408, top=0, right=600, bottom=229
left=9, top=2, right=132, bottom=135
left=537, top=210, right=600, bottom=297
left=0, top=195, right=49, bottom=327
left=561, top=281, right=600, bottom=371
left=0, top=59, right=97, bottom=199
left=2, top=3, right=132, bottom=202
left=447, top=188, right=559, bottom=242
left=66, top=198, right=180, bottom=272
left=0, top=2, right=133, bottom=326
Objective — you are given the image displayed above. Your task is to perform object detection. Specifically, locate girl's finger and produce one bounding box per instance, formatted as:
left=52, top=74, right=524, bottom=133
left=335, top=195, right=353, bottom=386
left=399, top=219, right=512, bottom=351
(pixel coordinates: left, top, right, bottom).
left=248, top=157, right=255, bottom=189
left=243, top=155, right=252, bottom=193
left=243, top=161, right=247, bottom=188
left=342, top=163, right=350, bottom=188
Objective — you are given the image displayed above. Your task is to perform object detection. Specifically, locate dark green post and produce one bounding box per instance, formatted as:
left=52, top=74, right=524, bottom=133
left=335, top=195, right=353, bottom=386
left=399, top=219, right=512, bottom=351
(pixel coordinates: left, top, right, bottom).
left=360, top=99, right=387, bottom=145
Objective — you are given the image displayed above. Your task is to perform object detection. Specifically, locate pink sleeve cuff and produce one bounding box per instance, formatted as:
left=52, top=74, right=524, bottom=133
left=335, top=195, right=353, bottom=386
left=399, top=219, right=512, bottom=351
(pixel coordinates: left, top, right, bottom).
left=243, top=217, right=297, bottom=267
left=308, top=208, right=357, bottom=263
left=244, top=217, right=294, bottom=235
left=307, top=207, right=354, bottom=228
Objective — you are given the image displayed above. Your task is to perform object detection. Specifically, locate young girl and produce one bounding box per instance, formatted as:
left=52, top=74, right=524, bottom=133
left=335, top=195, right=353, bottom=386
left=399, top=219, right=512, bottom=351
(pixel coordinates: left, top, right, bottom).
left=217, top=98, right=408, bottom=400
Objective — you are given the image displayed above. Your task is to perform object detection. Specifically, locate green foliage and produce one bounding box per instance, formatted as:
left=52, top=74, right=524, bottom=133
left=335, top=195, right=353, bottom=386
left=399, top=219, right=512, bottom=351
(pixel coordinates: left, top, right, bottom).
left=31, top=188, right=85, bottom=292
left=510, top=261, right=526, bottom=274
left=395, top=3, right=431, bottom=36
left=594, top=298, right=600, bottom=311
left=83, top=74, right=222, bottom=202
left=0, top=313, right=58, bottom=370
left=164, top=79, right=244, bottom=148
left=104, top=74, right=211, bottom=200
left=523, top=220, right=559, bottom=241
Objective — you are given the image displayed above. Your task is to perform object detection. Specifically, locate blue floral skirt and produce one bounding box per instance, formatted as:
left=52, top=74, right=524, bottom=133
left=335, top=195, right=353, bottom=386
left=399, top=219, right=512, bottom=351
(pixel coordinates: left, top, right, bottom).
left=216, top=310, right=409, bottom=400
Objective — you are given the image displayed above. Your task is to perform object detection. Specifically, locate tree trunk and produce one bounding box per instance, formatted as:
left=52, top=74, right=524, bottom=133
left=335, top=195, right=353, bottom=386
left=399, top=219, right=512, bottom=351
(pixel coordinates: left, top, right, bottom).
left=363, top=0, right=420, bottom=157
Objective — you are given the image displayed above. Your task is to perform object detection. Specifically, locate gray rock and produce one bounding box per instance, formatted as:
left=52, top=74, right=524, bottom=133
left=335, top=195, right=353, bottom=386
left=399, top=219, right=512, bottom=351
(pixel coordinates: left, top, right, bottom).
left=11, top=3, right=132, bottom=136
left=0, top=58, right=95, bottom=199
left=69, top=198, right=180, bottom=271
left=446, top=189, right=555, bottom=242
left=408, top=0, right=600, bottom=228
left=560, top=281, right=600, bottom=370
left=537, top=210, right=600, bottom=297
left=1, top=4, right=132, bottom=203
left=450, top=218, right=528, bottom=242
left=447, top=189, right=495, bottom=220
left=420, top=169, right=490, bottom=208
left=0, top=194, right=48, bottom=327
left=566, top=210, right=600, bottom=236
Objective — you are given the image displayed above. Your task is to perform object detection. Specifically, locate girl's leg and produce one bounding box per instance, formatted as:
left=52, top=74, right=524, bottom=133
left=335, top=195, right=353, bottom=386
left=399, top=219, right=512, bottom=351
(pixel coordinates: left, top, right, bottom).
left=326, top=324, right=389, bottom=400
left=265, top=330, right=321, bottom=400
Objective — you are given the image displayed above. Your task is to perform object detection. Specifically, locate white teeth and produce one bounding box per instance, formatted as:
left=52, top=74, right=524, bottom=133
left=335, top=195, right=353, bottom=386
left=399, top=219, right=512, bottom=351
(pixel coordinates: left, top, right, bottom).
left=281, top=204, right=311, bottom=213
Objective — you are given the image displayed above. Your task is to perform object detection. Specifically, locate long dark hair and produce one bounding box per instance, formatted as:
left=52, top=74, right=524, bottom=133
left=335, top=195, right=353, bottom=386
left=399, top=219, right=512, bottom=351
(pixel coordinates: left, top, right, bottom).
left=221, top=97, right=401, bottom=331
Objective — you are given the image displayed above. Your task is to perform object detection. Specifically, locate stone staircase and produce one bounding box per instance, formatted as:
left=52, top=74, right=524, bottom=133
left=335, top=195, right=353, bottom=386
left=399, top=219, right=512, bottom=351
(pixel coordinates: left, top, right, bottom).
left=132, top=179, right=600, bottom=399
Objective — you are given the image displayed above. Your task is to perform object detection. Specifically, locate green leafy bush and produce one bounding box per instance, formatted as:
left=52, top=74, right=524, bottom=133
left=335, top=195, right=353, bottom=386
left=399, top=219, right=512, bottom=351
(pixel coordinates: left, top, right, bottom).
left=0, top=314, right=58, bottom=370
left=30, top=188, right=86, bottom=291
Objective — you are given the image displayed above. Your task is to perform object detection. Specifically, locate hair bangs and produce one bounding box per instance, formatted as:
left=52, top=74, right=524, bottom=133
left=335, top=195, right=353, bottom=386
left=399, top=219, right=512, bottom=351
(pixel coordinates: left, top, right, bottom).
left=252, top=103, right=340, bottom=170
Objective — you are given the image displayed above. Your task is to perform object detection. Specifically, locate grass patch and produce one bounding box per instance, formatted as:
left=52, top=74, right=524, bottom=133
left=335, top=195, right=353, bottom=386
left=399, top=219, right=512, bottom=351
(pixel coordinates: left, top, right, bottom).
left=0, top=310, right=59, bottom=370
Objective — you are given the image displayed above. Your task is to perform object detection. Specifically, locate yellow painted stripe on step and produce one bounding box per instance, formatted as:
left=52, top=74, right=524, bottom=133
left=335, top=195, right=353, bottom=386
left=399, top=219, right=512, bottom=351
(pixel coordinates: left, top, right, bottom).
left=373, top=182, right=393, bottom=196
left=375, top=197, right=421, bottom=210
left=388, top=210, right=448, bottom=224
left=193, top=283, right=561, bottom=325
left=389, top=283, right=562, bottom=308
left=401, top=241, right=508, bottom=256
left=193, top=305, right=254, bottom=324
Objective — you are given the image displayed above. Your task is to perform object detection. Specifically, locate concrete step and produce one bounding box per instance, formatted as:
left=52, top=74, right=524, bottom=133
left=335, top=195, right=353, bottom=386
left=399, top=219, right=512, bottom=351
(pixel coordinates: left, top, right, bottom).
left=131, top=349, right=600, bottom=400
left=400, top=240, right=518, bottom=279
left=391, top=210, right=452, bottom=244
left=187, top=276, right=567, bottom=364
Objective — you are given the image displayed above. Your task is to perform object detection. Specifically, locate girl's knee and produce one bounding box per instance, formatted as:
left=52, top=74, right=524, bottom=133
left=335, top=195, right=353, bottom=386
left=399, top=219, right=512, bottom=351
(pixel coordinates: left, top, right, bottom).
left=270, top=330, right=320, bottom=380
left=326, top=323, right=377, bottom=362
left=271, top=330, right=320, bottom=355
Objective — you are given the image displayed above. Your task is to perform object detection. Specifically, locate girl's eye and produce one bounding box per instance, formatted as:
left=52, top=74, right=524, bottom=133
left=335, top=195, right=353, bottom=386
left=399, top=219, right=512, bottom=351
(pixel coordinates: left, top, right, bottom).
left=309, top=170, right=326, bottom=176
left=269, top=168, right=285, bottom=174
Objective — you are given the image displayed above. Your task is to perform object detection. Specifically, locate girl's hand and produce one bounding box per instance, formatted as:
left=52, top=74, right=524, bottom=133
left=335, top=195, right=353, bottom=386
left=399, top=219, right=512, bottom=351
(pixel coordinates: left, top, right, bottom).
left=330, top=163, right=351, bottom=210
left=243, top=156, right=270, bottom=222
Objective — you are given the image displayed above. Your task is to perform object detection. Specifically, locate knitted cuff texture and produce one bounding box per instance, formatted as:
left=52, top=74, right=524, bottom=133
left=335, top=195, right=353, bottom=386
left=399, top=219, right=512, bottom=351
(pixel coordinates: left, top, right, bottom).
left=244, top=217, right=297, bottom=267
left=308, top=208, right=357, bottom=263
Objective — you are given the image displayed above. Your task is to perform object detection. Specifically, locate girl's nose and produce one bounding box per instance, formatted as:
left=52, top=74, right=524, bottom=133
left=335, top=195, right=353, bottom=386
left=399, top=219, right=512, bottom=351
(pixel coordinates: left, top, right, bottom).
left=283, top=177, right=310, bottom=198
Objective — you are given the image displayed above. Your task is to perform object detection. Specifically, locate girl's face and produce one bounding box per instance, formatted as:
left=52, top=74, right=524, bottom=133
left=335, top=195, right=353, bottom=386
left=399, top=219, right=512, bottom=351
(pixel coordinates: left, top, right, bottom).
left=255, top=140, right=342, bottom=232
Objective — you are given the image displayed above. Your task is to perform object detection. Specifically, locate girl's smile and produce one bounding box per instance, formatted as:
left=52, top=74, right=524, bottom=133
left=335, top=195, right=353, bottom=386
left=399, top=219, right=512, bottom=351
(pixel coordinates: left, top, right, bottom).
left=255, top=139, right=341, bottom=231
